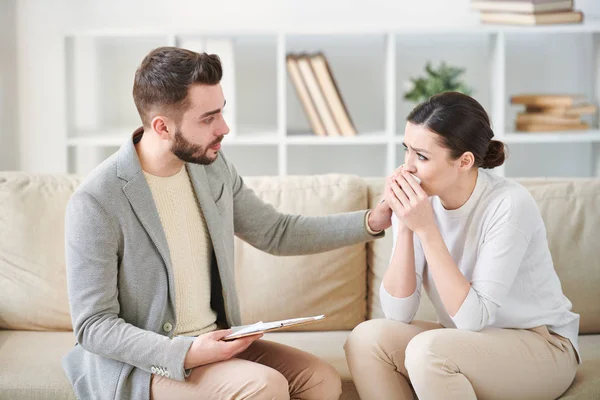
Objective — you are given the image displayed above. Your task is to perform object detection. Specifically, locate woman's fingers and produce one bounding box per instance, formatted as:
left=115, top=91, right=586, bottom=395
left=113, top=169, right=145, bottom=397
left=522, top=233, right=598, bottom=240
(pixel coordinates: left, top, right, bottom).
left=401, top=171, right=425, bottom=197
left=395, top=174, right=417, bottom=201
left=390, top=179, right=410, bottom=210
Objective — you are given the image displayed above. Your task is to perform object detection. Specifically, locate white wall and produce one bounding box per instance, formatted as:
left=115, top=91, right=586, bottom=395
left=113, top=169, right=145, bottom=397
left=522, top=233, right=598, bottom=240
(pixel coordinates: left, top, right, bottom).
left=14, top=0, right=600, bottom=173
left=0, top=0, right=18, bottom=170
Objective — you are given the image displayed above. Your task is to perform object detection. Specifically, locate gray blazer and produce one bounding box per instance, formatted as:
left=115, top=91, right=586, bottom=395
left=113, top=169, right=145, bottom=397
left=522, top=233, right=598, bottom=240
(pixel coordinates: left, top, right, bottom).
left=62, top=129, right=383, bottom=400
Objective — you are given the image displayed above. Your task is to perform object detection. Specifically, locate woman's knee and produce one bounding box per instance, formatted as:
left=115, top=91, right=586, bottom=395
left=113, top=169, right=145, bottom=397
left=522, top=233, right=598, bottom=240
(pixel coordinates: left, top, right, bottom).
left=405, top=329, right=458, bottom=377
left=345, top=319, right=385, bottom=355
left=345, top=318, right=414, bottom=356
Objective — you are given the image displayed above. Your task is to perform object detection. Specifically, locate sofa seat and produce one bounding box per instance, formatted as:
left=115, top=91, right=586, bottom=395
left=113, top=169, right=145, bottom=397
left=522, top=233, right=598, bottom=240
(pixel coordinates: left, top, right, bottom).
left=561, top=335, right=600, bottom=399
left=0, top=330, right=598, bottom=400
left=0, top=331, right=76, bottom=400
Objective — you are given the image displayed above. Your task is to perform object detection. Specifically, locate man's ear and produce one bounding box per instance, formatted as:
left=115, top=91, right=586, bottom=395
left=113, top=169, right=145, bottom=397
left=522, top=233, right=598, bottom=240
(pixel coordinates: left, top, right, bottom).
left=151, top=116, right=171, bottom=140
left=459, top=151, right=475, bottom=170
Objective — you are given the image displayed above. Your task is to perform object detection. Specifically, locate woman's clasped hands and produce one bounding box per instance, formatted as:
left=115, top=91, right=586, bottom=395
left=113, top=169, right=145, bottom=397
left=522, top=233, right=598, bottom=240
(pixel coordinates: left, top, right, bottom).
left=385, top=165, right=435, bottom=235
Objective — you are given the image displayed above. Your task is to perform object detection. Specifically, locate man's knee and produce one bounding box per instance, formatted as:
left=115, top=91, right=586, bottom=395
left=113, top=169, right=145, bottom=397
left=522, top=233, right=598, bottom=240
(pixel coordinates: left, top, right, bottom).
left=250, top=367, right=290, bottom=400
left=304, top=359, right=341, bottom=400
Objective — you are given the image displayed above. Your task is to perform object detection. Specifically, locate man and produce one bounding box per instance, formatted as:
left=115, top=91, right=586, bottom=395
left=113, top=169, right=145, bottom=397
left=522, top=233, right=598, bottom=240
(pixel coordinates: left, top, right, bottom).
left=63, top=47, right=392, bottom=400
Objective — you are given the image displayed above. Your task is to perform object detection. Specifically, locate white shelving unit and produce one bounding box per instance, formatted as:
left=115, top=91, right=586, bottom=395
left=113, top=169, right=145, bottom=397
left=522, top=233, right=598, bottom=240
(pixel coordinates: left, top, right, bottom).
left=64, top=20, right=600, bottom=178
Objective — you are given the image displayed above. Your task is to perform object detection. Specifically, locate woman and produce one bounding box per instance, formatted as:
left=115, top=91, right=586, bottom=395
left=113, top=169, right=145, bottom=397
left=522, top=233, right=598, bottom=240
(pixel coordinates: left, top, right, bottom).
left=344, top=92, right=580, bottom=400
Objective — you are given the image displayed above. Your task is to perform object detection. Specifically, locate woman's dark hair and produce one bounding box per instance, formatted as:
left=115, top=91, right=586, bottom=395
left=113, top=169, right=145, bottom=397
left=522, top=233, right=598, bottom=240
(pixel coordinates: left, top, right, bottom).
left=406, top=91, right=506, bottom=169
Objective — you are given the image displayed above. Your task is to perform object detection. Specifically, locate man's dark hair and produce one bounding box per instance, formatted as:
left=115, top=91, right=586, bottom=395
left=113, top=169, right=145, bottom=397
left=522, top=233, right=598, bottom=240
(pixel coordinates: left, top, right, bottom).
left=133, top=47, right=223, bottom=126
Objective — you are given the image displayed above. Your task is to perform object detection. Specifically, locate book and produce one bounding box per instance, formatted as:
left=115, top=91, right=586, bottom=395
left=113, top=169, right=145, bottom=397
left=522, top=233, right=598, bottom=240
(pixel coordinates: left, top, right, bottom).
left=525, top=104, right=597, bottom=117
left=510, top=94, right=586, bottom=108
left=516, top=122, right=589, bottom=132
left=516, top=112, right=581, bottom=125
left=286, top=55, right=327, bottom=136
left=480, top=10, right=583, bottom=25
left=296, top=55, right=341, bottom=136
left=309, top=53, right=357, bottom=136
left=222, top=315, right=326, bottom=341
left=471, top=0, right=574, bottom=14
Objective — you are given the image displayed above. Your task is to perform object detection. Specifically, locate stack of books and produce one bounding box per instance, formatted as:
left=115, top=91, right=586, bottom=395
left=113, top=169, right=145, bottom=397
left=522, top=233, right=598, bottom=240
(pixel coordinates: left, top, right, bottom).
left=471, top=0, right=584, bottom=25
left=511, top=94, right=596, bottom=132
left=286, top=53, right=356, bottom=137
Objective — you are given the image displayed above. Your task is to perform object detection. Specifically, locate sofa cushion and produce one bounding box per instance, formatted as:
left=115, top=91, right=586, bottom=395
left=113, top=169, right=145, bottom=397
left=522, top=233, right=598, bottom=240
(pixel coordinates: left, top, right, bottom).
left=1, top=330, right=595, bottom=400
left=235, top=175, right=368, bottom=331
left=366, top=177, right=600, bottom=334
left=0, top=173, right=81, bottom=331
left=0, top=330, right=76, bottom=399
left=0, top=172, right=369, bottom=332
left=516, top=179, right=600, bottom=334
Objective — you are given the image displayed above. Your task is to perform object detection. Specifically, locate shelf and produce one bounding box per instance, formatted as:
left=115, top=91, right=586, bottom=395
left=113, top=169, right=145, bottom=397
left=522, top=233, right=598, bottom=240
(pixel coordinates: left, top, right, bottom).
left=223, top=134, right=278, bottom=146
left=394, top=20, right=600, bottom=35
left=68, top=18, right=600, bottom=37
left=67, top=130, right=600, bottom=148
left=286, top=132, right=388, bottom=145
left=236, top=125, right=279, bottom=137
left=503, top=131, right=600, bottom=143
left=62, top=27, right=600, bottom=178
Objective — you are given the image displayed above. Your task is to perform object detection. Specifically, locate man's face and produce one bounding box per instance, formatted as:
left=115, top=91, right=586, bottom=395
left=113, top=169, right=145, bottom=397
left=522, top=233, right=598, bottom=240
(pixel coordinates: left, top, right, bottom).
left=171, top=83, right=230, bottom=165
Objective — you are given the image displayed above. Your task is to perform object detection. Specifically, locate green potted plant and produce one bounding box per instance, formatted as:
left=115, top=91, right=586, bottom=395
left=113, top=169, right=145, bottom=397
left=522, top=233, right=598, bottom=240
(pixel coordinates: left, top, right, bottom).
left=404, top=61, right=473, bottom=103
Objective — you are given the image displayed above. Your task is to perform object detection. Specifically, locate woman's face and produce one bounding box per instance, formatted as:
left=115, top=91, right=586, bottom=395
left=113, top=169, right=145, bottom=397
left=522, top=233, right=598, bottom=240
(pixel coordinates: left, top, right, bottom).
left=402, top=121, right=464, bottom=197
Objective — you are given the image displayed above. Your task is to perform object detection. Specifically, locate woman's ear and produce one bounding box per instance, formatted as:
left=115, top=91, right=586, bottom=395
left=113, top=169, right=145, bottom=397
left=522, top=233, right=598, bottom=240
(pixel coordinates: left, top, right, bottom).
left=459, top=152, right=475, bottom=170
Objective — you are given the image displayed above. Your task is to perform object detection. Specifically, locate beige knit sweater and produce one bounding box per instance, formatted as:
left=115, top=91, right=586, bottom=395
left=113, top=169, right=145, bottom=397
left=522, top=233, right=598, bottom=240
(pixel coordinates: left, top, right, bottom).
left=144, top=166, right=217, bottom=336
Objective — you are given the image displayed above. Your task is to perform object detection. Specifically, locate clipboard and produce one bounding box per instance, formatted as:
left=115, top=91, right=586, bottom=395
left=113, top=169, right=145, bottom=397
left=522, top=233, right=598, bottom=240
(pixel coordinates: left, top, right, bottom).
left=222, top=315, right=326, bottom=341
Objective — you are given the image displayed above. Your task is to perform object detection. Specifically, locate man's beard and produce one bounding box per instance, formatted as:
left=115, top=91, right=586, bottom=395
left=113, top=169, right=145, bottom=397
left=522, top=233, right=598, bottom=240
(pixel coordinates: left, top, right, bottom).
left=171, top=129, right=222, bottom=165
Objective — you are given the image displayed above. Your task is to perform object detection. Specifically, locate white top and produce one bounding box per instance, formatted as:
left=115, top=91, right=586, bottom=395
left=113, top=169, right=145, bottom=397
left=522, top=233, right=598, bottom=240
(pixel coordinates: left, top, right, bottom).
left=380, top=169, right=580, bottom=361
left=144, top=166, right=218, bottom=336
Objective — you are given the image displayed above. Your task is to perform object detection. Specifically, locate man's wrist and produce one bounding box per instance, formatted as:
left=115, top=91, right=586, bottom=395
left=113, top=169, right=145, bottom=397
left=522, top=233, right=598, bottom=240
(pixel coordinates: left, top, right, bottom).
left=365, top=210, right=384, bottom=235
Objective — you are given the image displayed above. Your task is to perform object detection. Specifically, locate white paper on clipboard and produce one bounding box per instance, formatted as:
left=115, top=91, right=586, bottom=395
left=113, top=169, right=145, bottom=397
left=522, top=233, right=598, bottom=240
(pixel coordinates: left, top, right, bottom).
left=222, top=315, right=326, bottom=341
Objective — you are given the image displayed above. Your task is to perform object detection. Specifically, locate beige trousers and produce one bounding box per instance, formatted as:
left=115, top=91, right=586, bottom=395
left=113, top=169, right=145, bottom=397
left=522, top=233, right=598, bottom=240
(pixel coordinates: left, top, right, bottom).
left=151, top=339, right=341, bottom=400
left=344, top=319, right=578, bottom=400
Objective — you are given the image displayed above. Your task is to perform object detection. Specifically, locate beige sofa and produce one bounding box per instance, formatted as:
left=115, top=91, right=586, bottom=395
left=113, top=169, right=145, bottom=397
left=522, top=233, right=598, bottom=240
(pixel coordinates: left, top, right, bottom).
left=0, top=172, right=598, bottom=400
